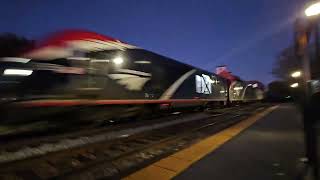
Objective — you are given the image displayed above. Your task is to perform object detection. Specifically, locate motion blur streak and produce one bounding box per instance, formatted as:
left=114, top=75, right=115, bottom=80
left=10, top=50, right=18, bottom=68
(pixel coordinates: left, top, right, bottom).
left=3, top=69, right=33, bottom=76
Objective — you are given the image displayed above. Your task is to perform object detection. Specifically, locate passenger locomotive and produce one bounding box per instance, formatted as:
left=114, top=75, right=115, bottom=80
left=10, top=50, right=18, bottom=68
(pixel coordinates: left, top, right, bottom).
left=0, top=30, right=264, bottom=124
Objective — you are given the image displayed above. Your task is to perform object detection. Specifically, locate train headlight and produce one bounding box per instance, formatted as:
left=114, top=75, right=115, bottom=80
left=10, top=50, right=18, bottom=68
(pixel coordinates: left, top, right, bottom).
left=113, top=57, right=124, bottom=65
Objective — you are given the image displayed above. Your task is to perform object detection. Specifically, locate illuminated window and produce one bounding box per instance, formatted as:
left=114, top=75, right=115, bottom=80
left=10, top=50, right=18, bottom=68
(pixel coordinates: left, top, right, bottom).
left=196, top=75, right=202, bottom=93
left=195, top=74, right=212, bottom=94
left=202, top=74, right=212, bottom=94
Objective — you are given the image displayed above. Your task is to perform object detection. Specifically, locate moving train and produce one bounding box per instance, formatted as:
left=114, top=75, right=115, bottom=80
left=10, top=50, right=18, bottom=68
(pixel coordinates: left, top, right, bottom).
left=0, top=30, right=264, bottom=124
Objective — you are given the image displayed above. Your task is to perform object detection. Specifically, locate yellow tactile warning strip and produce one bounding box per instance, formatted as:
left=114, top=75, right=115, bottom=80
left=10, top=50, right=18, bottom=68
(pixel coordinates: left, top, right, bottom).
left=123, top=105, right=278, bottom=180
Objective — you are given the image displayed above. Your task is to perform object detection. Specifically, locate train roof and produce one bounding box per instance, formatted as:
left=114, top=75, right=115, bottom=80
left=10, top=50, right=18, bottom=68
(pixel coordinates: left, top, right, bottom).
left=20, top=29, right=238, bottom=82
left=22, top=29, right=138, bottom=60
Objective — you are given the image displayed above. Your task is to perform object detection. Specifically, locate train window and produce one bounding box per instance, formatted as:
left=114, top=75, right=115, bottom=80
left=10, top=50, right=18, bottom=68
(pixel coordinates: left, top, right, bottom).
left=211, top=75, right=220, bottom=84
left=123, top=50, right=153, bottom=73
left=87, top=51, right=110, bottom=60
left=68, top=58, right=89, bottom=68
left=196, top=75, right=202, bottom=93
left=195, top=74, right=212, bottom=94
left=88, top=60, right=110, bottom=75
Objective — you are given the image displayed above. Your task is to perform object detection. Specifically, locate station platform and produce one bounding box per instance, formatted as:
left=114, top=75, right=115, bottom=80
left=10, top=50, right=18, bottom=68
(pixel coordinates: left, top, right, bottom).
left=124, top=104, right=306, bottom=180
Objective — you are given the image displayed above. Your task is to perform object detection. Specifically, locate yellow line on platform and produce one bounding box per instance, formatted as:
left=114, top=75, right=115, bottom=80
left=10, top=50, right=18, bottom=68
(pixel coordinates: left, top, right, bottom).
left=123, top=105, right=278, bottom=180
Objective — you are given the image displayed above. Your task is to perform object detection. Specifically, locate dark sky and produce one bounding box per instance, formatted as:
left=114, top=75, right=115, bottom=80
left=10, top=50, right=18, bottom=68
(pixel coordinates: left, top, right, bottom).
left=1, top=0, right=310, bottom=84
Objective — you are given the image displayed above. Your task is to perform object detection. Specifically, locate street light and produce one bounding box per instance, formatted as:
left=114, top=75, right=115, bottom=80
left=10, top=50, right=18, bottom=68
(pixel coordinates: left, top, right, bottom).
left=290, top=82, right=299, bottom=88
left=305, top=1, right=320, bottom=81
left=305, top=1, right=320, bottom=17
left=291, top=71, right=302, bottom=78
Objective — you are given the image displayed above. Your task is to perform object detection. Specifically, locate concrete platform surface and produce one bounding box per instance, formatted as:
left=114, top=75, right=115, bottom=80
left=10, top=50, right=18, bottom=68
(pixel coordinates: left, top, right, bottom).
left=174, top=104, right=305, bottom=180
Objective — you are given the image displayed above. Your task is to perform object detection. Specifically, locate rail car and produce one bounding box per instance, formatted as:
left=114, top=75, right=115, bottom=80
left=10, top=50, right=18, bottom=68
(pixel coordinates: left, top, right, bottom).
left=0, top=30, right=264, bottom=124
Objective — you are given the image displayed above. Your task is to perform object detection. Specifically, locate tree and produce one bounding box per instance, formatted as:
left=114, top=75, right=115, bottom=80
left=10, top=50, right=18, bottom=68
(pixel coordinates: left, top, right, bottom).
left=272, top=46, right=301, bottom=79
left=272, top=43, right=320, bottom=81
left=0, top=33, right=34, bottom=57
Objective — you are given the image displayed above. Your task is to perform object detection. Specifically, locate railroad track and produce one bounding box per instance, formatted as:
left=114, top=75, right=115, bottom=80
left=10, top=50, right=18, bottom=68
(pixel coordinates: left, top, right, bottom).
left=0, top=104, right=248, bottom=159
left=0, top=103, right=270, bottom=179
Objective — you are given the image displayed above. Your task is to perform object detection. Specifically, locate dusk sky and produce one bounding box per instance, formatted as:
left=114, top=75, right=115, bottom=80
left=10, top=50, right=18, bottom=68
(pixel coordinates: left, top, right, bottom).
left=1, top=0, right=310, bottom=84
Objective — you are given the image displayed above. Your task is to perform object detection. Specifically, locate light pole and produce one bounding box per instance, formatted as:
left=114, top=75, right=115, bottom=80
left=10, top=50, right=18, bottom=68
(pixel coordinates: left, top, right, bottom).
left=295, top=2, right=320, bottom=179
left=305, top=1, right=320, bottom=79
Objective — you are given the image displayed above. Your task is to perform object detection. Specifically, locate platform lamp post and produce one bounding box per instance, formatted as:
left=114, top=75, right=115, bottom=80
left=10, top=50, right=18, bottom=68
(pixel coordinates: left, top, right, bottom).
left=305, top=1, right=320, bottom=79
left=306, top=2, right=320, bottom=180
left=294, top=2, right=320, bottom=179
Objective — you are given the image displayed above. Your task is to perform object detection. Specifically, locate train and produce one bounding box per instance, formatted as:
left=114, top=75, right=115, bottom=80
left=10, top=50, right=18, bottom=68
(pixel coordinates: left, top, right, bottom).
left=0, top=30, right=264, bottom=125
